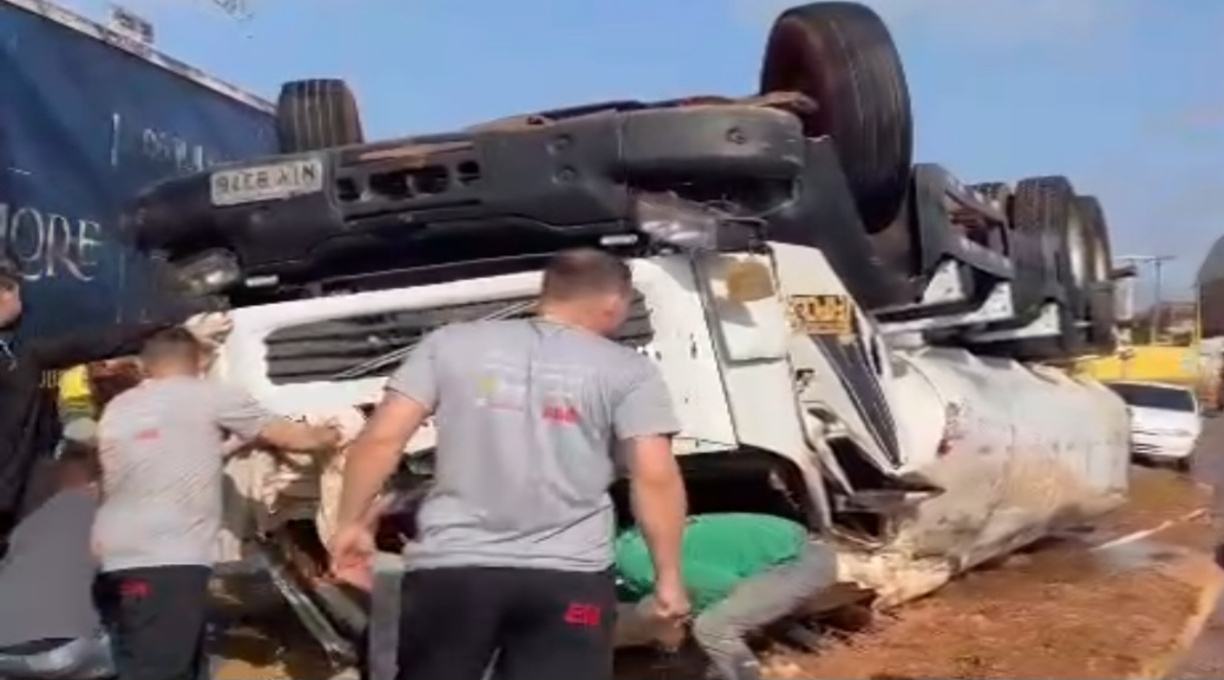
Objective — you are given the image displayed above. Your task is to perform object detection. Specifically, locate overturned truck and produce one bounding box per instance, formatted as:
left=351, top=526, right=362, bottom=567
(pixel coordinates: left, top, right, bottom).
left=126, top=0, right=1129, bottom=664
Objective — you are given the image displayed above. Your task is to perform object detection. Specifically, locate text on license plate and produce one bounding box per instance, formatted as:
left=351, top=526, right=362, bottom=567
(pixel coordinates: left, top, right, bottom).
left=210, top=158, right=324, bottom=207
left=787, top=294, right=854, bottom=336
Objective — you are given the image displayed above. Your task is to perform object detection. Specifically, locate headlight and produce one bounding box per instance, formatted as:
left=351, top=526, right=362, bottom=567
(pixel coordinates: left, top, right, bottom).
left=634, top=193, right=722, bottom=251
left=172, top=249, right=242, bottom=297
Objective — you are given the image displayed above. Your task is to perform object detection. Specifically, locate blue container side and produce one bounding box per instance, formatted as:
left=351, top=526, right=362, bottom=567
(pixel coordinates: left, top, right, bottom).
left=0, top=1, right=275, bottom=339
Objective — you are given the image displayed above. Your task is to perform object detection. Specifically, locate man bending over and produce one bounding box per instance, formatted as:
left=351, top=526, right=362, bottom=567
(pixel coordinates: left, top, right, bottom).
left=616, top=512, right=841, bottom=680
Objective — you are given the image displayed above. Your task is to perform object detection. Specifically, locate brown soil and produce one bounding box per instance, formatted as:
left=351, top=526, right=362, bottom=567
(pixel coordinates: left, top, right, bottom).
left=1108, top=466, right=1212, bottom=541
left=768, top=553, right=1200, bottom=679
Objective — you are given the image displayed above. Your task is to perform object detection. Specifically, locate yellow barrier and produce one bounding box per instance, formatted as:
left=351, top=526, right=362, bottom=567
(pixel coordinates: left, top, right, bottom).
left=1078, top=346, right=1198, bottom=383
left=1076, top=344, right=1221, bottom=409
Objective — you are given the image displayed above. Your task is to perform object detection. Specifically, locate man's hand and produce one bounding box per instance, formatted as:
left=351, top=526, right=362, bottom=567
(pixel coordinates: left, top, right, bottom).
left=328, top=523, right=377, bottom=591
left=184, top=312, right=233, bottom=348
left=651, top=577, right=692, bottom=624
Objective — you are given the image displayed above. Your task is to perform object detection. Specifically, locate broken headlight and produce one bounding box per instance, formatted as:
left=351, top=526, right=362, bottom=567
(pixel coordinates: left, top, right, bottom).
left=171, top=249, right=242, bottom=297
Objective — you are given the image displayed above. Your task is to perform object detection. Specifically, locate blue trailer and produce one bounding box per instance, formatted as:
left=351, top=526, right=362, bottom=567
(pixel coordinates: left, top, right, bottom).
left=0, top=0, right=275, bottom=338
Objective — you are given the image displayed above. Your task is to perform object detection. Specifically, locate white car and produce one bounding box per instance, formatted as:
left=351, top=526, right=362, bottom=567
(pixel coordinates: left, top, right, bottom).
left=1108, top=380, right=1202, bottom=471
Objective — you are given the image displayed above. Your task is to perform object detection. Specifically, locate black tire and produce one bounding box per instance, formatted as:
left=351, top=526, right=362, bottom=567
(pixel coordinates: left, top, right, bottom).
left=1013, top=176, right=1090, bottom=301
left=760, top=2, right=913, bottom=234
left=275, top=79, right=364, bottom=154
left=1075, top=195, right=1117, bottom=354
left=1075, top=195, right=1113, bottom=286
left=1004, top=176, right=1086, bottom=359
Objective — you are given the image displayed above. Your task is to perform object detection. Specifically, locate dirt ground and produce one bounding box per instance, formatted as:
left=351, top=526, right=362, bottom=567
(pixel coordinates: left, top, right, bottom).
left=213, top=439, right=1223, bottom=680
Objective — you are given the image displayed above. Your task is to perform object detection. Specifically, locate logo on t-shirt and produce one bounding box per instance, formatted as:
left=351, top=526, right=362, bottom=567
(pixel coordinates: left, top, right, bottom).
left=474, top=371, right=524, bottom=412
left=542, top=403, right=580, bottom=425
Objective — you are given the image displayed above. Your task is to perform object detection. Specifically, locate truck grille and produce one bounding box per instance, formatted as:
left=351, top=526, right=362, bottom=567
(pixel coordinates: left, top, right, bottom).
left=264, top=293, right=655, bottom=384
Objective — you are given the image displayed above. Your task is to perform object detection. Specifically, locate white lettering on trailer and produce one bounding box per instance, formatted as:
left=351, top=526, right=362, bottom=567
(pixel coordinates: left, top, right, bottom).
left=0, top=202, right=103, bottom=281
left=210, top=158, right=324, bottom=206
left=110, top=113, right=241, bottom=173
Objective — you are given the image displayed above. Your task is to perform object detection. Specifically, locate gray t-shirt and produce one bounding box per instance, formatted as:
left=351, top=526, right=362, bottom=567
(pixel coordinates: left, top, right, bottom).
left=0, top=488, right=100, bottom=646
left=389, top=318, right=680, bottom=573
left=94, top=376, right=274, bottom=572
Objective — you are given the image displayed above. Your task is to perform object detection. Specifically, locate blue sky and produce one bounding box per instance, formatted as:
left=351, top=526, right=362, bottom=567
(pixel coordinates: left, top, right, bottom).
left=65, top=0, right=1224, bottom=299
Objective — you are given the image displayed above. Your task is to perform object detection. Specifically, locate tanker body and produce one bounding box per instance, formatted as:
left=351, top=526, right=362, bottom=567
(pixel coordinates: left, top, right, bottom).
left=123, top=0, right=1131, bottom=662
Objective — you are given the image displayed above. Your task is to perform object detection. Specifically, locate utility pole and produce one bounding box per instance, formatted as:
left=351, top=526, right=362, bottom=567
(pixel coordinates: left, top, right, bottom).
left=1117, top=254, right=1177, bottom=344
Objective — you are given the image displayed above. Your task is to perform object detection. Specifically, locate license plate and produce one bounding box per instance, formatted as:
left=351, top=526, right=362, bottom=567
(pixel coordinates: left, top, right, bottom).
left=210, top=158, right=324, bottom=206
left=788, top=294, right=853, bottom=336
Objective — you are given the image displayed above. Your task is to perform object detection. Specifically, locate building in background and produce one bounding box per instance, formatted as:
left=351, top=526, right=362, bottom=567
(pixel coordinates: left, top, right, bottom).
left=1197, top=235, right=1224, bottom=339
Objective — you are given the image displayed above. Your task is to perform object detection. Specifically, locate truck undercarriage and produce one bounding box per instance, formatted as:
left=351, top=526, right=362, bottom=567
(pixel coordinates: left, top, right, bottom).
left=124, top=0, right=1132, bottom=669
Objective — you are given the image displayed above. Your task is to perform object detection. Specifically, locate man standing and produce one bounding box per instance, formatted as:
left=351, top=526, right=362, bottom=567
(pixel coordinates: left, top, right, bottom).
left=0, top=255, right=203, bottom=545
left=329, top=248, right=690, bottom=680
left=92, top=328, right=344, bottom=680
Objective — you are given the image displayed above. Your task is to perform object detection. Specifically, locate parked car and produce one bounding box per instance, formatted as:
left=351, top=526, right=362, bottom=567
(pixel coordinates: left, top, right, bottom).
left=1109, top=380, right=1201, bottom=471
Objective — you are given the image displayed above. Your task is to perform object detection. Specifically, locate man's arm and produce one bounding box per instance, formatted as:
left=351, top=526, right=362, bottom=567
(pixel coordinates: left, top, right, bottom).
left=258, top=418, right=341, bottom=453
left=617, top=362, right=687, bottom=592
left=210, top=383, right=338, bottom=453
left=336, top=331, right=441, bottom=528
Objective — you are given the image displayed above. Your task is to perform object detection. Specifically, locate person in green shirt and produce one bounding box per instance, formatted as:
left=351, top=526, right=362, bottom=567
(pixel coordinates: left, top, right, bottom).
left=615, top=512, right=839, bottom=680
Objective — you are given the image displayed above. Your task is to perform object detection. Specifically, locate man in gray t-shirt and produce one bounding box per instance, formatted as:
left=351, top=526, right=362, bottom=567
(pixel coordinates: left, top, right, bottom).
left=330, top=248, right=691, bottom=680
left=93, top=327, right=342, bottom=680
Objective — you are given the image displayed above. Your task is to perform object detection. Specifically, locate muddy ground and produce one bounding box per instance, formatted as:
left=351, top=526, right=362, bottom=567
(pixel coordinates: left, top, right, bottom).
left=214, top=423, right=1224, bottom=680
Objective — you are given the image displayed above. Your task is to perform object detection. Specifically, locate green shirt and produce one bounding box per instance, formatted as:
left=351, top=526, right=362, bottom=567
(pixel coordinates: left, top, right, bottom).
left=614, top=513, right=808, bottom=611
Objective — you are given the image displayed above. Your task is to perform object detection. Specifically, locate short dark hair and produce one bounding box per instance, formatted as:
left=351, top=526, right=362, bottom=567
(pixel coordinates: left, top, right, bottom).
left=140, top=326, right=203, bottom=366
left=540, top=249, right=632, bottom=302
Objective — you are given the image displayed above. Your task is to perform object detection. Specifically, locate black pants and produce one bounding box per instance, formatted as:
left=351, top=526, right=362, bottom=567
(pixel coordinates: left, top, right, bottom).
left=396, top=567, right=616, bottom=680
left=95, top=565, right=212, bottom=680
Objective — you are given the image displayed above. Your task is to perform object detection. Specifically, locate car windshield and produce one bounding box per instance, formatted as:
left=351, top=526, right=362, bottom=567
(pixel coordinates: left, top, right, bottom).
left=1109, top=383, right=1196, bottom=412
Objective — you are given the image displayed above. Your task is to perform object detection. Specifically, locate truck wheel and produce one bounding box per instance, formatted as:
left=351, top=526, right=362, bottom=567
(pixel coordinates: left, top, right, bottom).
left=1013, top=176, right=1091, bottom=307
left=275, top=79, right=364, bottom=153
left=1004, top=176, right=1087, bottom=359
left=1075, top=195, right=1117, bottom=354
left=1075, top=195, right=1113, bottom=287
left=760, top=2, right=913, bottom=235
